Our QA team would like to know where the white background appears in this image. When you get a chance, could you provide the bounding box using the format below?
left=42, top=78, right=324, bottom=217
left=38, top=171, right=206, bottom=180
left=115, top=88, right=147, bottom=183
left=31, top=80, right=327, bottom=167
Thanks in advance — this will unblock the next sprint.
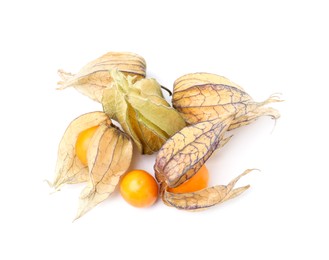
left=0, top=0, right=328, bottom=259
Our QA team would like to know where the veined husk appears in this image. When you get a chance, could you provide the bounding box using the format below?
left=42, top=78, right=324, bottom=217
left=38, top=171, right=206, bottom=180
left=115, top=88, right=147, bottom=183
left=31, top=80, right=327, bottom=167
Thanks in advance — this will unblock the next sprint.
left=102, top=70, right=186, bottom=154
left=172, top=72, right=281, bottom=130
left=75, top=124, right=133, bottom=220
left=50, top=111, right=133, bottom=219
left=155, top=117, right=233, bottom=189
left=57, top=52, right=146, bottom=102
left=154, top=116, right=254, bottom=210
left=163, top=169, right=255, bottom=211
left=50, top=111, right=110, bottom=190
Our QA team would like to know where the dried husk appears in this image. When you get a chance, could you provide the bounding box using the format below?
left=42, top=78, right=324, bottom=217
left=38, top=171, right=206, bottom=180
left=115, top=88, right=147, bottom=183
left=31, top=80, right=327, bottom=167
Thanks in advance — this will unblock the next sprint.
left=57, top=52, right=146, bottom=102
left=50, top=111, right=110, bottom=190
left=172, top=72, right=281, bottom=130
left=154, top=117, right=233, bottom=189
left=102, top=70, right=186, bottom=154
left=75, top=124, right=133, bottom=220
left=164, top=169, right=255, bottom=210
left=154, top=115, right=255, bottom=211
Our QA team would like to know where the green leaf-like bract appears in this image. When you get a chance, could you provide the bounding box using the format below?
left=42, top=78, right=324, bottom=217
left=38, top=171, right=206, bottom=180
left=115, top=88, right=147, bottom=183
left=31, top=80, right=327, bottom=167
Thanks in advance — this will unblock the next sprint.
left=102, top=70, right=186, bottom=154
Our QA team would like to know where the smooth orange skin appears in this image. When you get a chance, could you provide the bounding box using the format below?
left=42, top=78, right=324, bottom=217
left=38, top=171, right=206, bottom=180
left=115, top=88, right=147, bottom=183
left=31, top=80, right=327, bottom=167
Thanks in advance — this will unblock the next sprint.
left=75, top=125, right=99, bottom=166
left=120, top=170, right=158, bottom=208
left=168, top=165, right=209, bottom=193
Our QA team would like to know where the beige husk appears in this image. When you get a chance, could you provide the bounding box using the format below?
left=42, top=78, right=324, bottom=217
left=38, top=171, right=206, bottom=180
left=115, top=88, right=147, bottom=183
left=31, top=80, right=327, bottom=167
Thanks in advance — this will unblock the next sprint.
left=173, top=72, right=281, bottom=130
left=57, top=52, right=146, bottom=102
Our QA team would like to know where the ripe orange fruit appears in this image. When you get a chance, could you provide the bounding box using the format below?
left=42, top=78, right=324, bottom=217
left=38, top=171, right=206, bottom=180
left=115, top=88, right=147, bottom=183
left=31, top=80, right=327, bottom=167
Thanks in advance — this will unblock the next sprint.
left=75, top=125, right=99, bottom=166
left=168, top=165, right=209, bottom=193
left=120, top=170, right=158, bottom=208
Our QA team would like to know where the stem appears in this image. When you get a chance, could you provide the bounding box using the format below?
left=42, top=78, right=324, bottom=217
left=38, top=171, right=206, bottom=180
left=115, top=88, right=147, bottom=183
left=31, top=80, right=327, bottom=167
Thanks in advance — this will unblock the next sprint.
left=160, top=85, right=173, bottom=96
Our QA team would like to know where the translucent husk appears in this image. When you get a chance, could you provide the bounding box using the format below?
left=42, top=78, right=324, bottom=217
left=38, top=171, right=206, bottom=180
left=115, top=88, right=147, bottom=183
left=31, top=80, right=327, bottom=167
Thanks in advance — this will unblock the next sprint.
left=75, top=124, right=133, bottom=220
left=50, top=111, right=133, bottom=219
left=102, top=70, right=186, bottom=154
left=50, top=111, right=110, bottom=190
left=57, top=52, right=146, bottom=102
